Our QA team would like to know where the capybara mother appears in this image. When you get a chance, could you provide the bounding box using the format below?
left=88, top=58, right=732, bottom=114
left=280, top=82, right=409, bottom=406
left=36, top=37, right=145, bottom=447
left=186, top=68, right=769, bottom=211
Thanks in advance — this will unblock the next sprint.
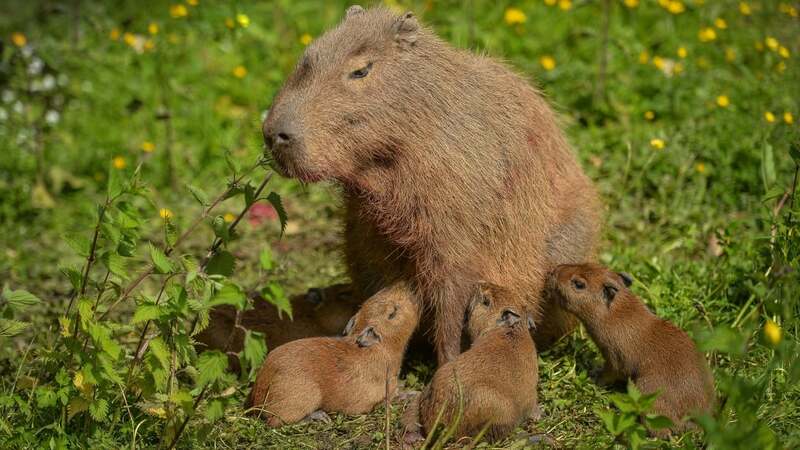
left=262, top=6, right=601, bottom=363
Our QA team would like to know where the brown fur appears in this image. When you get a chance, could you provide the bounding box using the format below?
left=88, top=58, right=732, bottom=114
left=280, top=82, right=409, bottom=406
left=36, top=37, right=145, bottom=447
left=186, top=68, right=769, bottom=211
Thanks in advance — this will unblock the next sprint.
left=247, top=281, right=419, bottom=426
left=404, top=283, right=539, bottom=442
left=194, top=284, right=361, bottom=371
left=548, top=263, right=715, bottom=436
left=262, top=6, right=602, bottom=364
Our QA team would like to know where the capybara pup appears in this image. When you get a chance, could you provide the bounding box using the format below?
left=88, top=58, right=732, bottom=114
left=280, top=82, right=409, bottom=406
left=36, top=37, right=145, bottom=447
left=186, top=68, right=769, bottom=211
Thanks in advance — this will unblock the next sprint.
left=404, top=283, right=539, bottom=442
left=262, top=5, right=601, bottom=364
left=247, top=282, right=419, bottom=427
left=548, top=264, right=715, bottom=436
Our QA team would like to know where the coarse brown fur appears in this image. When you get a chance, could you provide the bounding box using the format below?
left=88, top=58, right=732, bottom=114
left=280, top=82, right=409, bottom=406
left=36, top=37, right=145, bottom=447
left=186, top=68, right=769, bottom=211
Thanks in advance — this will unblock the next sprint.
left=262, top=6, right=602, bottom=364
left=194, top=284, right=361, bottom=371
left=247, top=281, right=419, bottom=427
left=404, top=283, right=539, bottom=442
left=548, top=263, right=715, bottom=436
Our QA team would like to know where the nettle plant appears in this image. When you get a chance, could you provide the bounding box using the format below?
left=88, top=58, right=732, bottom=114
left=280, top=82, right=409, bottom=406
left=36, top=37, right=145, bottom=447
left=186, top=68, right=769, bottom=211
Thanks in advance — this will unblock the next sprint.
left=2, top=155, right=287, bottom=448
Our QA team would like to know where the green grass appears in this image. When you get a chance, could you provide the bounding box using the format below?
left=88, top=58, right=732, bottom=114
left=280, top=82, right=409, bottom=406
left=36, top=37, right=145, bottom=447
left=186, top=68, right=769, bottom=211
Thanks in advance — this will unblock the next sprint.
left=1, top=0, right=799, bottom=448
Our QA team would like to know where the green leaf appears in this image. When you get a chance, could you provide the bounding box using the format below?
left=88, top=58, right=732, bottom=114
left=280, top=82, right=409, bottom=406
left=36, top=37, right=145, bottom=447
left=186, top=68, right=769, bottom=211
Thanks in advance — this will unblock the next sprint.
left=242, top=330, right=267, bottom=375
left=107, top=164, right=123, bottom=199
left=36, top=387, right=58, bottom=408
left=89, top=398, right=109, bottom=422
left=205, top=399, right=225, bottom=421
left=790, top=143, right=800, bottom=163
left=0, top=319, right=29, bottom=337
left=205, top=250, right=235, bottom=277
left=88, top=323, right=122, bottom=360
left=64, top=234, right=91, bottom=257
left=132, top=304, right=161, bottom=324
left=259, top=247, right=273, bottom=271
left=644, top=414, right=673, bottom=430
left=244, top=183, right=256, bottom=206
left=60, top=266, right=82, bottom=290
left=149, top=244, right=173, bottom=274
left=266, top=192, right=287, bottom=236
left=211, top=216, right=230, bottom=243
left=149, top=337, right=171, bottom=372
left=626, top=380, right=642, bottom=402
left=187, top=184, right=209, bottom=206
left=3, top=288, right=42, bottom=308
left=260, top=283, right=291, bottom=320
left=196, top=351, right=228, bottom=387
left=77, top=297, right=94, bottom=328
left=696, top=326, right=748, bottom=356
left=208, top=283, right=246, bottom=309
left=102, top=252, right=128, bottom=278
left=225, top=151, right=242, bottom=175
left=165, top=221, right=178, bottom=248
left=761, top=143, right=776, bottom=192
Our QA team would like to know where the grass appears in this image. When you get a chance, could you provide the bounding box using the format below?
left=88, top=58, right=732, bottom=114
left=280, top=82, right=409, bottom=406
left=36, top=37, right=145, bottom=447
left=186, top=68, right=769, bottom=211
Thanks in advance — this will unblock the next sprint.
left=0, top=0, right=798, bottom=448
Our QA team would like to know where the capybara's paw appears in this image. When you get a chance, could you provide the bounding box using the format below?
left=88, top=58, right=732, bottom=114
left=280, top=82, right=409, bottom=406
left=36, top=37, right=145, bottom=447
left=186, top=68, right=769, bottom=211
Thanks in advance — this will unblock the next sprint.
left=302, top=410, right=332, bottom=423
left=529, top=404, right=543, bottom=421
left=402, top=430, right=424, bottom=449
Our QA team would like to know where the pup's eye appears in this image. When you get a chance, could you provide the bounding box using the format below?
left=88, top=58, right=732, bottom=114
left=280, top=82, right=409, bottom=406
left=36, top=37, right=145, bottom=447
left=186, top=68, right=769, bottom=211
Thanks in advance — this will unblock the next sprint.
left=482, top=297, right=490, bottom=307
left=349, top=62, right=373, bottom=79
left=572, top=278, right=586, bottom=290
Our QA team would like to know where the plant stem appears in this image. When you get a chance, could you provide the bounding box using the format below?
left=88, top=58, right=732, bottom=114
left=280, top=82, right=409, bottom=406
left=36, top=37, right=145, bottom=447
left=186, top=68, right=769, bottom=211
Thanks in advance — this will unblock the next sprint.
left=164, top=386, right=208, bottom=450
left=66, top=200, right=109, bottom=315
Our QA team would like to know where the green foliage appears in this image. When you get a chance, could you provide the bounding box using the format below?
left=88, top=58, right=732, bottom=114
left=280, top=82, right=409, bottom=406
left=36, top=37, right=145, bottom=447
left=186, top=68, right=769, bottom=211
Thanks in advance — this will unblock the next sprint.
left=595, top=381, right=672, bottom=449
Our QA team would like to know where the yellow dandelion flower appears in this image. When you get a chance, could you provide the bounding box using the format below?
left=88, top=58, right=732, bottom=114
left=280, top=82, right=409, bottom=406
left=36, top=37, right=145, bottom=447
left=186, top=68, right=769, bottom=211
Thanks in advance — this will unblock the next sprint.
left=539, top=55, right=556, bottom=71
left=141, top=141, right=155, bottom=153
left=300, top=33, right=313, bottom=46
left=225, top=18, right=235, bottom=29
left=716, top=95, right=730, bottom=108
left=123, top=32, right=136, bottom=47
left=236, top=13, right=250, bottom=28
left=785, top=112, right=794, bottom=124
left=650, top=138, right=665, bottom=150
left=739, top=2, right=751, bottom=15
left=504, top=7, right=527, bottom=25
left=624, top=0, right=639, bottom=7
left=725, top=47, right=736, bottom=62
left=11, top=32, right=27, bottom=47
left=653, top=56, right=665, bottom=70
left=148, top=23, right=159, bottom=35
left=765, top=37, right=779, bottom=51
left=677, top=47, right=687, bottom=58
left=223, top=213, right=236, bottom=223
left=667, top=1, right=685, bottom=14
left=639, top=50, right=650, bottom=64
left=765, top=111, right=776, bottom=123
left=695, top=162, right=706, bottom=173
left=186, top=0, right=198, bottom=6
left=778, top=46, right=790, bottom=58
left=714, top=18, right=727, bottom=29
left=644, top=111, right=655, bottom=121
left=545, top=0, right=557, bottom=5
left=159, top=208, right=173, bottom=219
left=788, top=6, right=798, bottom=17
left=112, top=156, right=127, bottom=170
left=764, top=320, right=782, bottom=346
left=109, top=28, right=120, bottom=41
left=170, top=4, right=188, bottom=18
left=698, top=27, right=717, bottom=42
left=233, top=65, right=247, bottom=78
left=558, top=0, right=572, bottom=10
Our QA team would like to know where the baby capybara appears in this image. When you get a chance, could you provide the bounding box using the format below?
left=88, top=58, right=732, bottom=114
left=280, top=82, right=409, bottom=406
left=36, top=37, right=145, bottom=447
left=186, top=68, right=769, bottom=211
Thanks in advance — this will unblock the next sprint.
left=195, top=283, right=361, bottom=364
left=247, top=282, right=419, bottom=426
left=548, top=264, right=715, bottom=436
left=262, top=6, right=601, bottom=364
left=404, top=283, right=539, bottom=442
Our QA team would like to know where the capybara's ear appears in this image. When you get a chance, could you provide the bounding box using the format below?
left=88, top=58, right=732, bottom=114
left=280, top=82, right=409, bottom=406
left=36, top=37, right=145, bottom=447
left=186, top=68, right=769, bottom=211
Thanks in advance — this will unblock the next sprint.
left=499, top=309, right=521, bottom=327
left=356, top=326, right=382, bottom=347
left=527, top=315, right=536, bottom=331
left=618, top=272, right=634, bottom=287
left=345, top=5, right=364, bottom=18
left=343, top=316, right=356, bottom=336
left=602, top=284, right=619, bottom=304
left=393, top=12, right=418, bottom=47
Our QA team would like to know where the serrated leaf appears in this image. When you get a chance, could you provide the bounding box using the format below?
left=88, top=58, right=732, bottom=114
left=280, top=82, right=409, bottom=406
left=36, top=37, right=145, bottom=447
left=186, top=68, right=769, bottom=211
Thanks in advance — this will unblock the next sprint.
left=260, top=283, right=292, bottom=320
left=107, top=164, right=123, bottom=199
left=196, top=351, right=228, bottom=388
left=89, top=398, right=109, bottom=422
left=211, top=216, right=230, bottom=243
left=266, top=192, right=287, bottom=236
left=205, top=251, right=235, bottom=277
left=165, top=221, right=178, bottom=247
left=133, top=304, right=161, bottom=324
left=3, top=288, right=42, bottom=308
left=67, top=397, right=90, bottom=421
left=644, top=414, right=673, bottom=430
left=77, top=297, right=93, bottom=328
left=63, top=234, right=91, bottom=257
left=225, top=151, right=242, bottom=175
left=102, top=252, right=128, bottom=278
left=242, top=330, right=267, bottom=376
left=101, top=222, right=121, bottom=246
left=187, top=184, right=209, bottom=206
left=208, top=283, right=246, bottom=309
left=149, top=243, right=173, bottom=274
left=205, top=399, right=225, bottom=421
left=0, top=319, right=29, bottom=337
left=149, top=337, right=170, bottom=370
left=36, top=387, right=58, bottom=408
left=60, top=266, right=82, bottom=290
left=88, top=323, right=122, bottom=360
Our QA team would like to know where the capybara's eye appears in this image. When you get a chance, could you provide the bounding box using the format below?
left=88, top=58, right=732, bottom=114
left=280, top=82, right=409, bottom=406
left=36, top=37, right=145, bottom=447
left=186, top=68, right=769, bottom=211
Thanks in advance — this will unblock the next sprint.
left=482, top=296, right=490, bottom=307
left=349, top=62, right=373, bottom=79
left=571, top=278, right=586, bottom=290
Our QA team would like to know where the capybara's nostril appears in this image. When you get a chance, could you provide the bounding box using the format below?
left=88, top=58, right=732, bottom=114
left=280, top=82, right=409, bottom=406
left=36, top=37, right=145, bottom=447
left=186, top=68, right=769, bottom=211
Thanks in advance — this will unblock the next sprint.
left=276, top=131, right=292, bottom=145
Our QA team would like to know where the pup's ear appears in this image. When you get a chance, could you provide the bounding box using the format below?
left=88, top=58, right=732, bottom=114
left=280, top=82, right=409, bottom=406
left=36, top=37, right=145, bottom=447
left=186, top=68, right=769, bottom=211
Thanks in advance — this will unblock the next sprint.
left=345, top=5, right=365, bottom=18
left=618, top=272, right=634, bottom=287
left=602, top=284, right=619, bottom=304
left=527, top=315, right=536, bottom=331
left=393, top=12, right=418, bottom=47
left=498, top=309, right=521, bottom=327
left=356, top=326, right=382, bottom=348
left=343, top=316, right=355, bottom=336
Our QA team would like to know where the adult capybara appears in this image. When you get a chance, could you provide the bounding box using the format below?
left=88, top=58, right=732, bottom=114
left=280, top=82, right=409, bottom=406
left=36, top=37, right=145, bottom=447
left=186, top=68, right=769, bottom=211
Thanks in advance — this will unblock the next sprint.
left=262, top=6, right=601, bottom=363
left=548, top=264, right=715, bottom=436
left=247, top=282, right=419, bottom=427
left=402, top=283, right=539, bottom=443
left=194, top=284, right=360, bottom=361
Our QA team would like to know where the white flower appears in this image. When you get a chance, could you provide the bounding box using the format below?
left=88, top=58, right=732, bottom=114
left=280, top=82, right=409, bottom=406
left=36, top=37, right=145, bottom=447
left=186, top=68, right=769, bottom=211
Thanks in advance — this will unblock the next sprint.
left=45, top=110, right=60, bottom=125
left=2, top=90, right=15, bottom=103
left=21, top=46, right=33, bottom=58
left=27, top=57, right=44, bottom=76
left=13, top=101, right=23, bottom=114
left=42, top=74, right=56, bottom=91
